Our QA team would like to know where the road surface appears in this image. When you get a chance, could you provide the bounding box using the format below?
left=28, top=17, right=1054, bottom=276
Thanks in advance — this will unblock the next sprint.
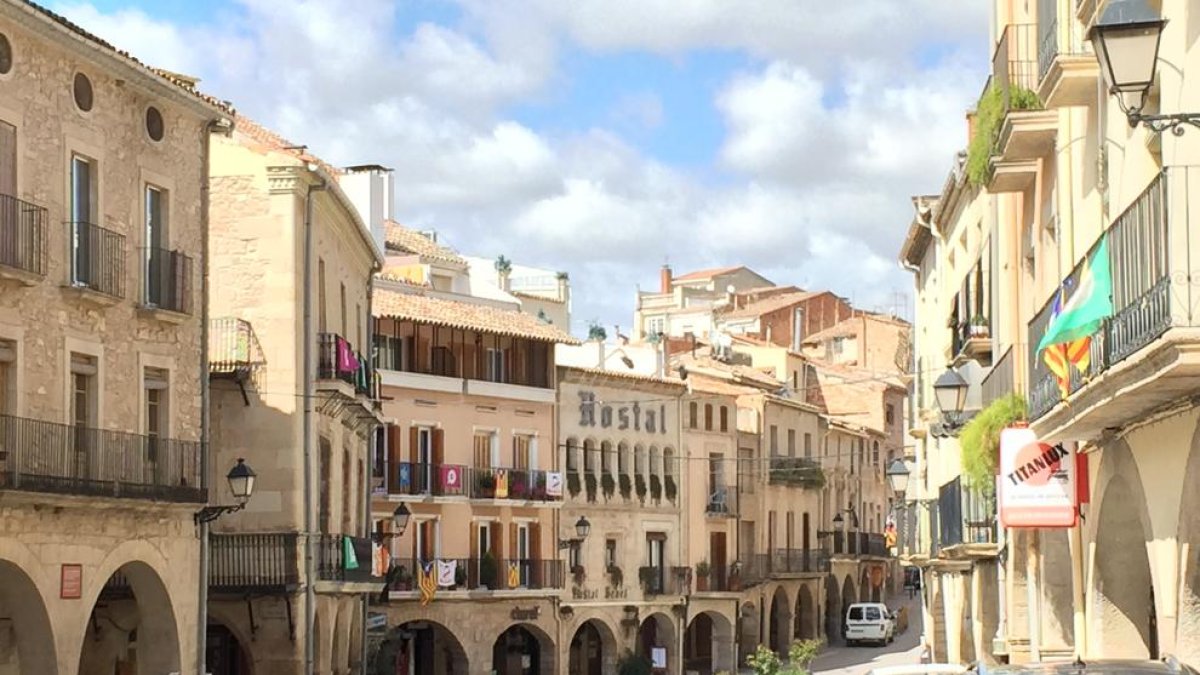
left=811, top=592, right=926, bottom=675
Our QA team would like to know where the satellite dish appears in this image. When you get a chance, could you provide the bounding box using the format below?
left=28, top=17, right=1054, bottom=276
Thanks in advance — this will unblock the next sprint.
left=726, top=284, right=736, bottom=294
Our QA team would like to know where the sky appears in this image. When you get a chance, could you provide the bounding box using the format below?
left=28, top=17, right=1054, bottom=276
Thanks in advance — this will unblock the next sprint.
left=55, top=0, right=991, bottom=336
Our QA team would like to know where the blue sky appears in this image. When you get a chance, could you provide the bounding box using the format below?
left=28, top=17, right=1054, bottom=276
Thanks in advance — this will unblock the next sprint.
left=56, top=0, right=989, bottom=335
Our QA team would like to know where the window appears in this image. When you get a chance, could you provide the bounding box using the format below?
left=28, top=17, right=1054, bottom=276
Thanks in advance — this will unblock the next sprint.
left=769, top=425, right=778, bottom=456
left=832, top=337, right=846, bottom=355
left=584, top=440, right=596, bottom=472
left=646, top=316, right=665, bottom=336
left=873, top=441, right=880, bottom=466
left=704, top=404, right=713, bottom=431
left=646, top=533, right=665, bottom=570
left=0, top=121, right=14, bottom=199
left=143, top=367, right=168, bottom=460
left=792, top=370, right=799, bottom=390
left=566, top=439, right=579, bottom=472
left=70, top=353, right=96, bottom=433
left=319, top=437, right=331, bottom=532
left=478, top=522, right=492, bottom=556
left=601, top=441, right=612, bottom=474
left=849, top=607, right=864, bottom=621
left=69, top=155, right=95, bottom=286
left=569, top=542, right=582, bottom=569
left=73, top=72, right=93, bottom=112
left=486, top=348, right=505, bottom=383
left=617, top=443, right=628, bottom=475
left=0, top=339, right=14, bottom=415
left=473, top=431, right=494, bottom=468
left=0, top=33, right=11, bottom=75
left=144, top=185, right=168, bottom=306
left=145, top=107, right=164, bottom=142
left=513, top=434, right=532, bottom=469
left=886, top=404, right=896, bottom=428
left=605, top=538, right=617, bottom=568
left=689, top=401, right=698, bottom=428
left=804, top=432, right=812, bottom=458
left=787, top=429, right=796, bottom=457
left=317, top=259, right=327, bottom=333
left=342, top=448, right=352, bottom=533
left=719, top=406, right=728, bottom=432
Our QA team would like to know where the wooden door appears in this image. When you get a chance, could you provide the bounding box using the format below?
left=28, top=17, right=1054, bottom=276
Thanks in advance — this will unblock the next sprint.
left=710, top=532, right=727, bottom=589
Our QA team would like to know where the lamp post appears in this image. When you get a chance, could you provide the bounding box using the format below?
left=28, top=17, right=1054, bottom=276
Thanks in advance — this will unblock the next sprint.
left=933, top=367, right=969, bottom=433
left=197, top=459, right=257, bottom=675
left=1088, top=0, right=1199, bottom=134
left=373, top=504, right=412, bottom=543
left=558, top=516, right=591, bottom=549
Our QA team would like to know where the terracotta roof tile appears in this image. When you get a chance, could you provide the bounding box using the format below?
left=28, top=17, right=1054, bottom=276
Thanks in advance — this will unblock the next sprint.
left=672, top=265, right=744, bottom=282
left=374, top=289, right=579, bottom=344
left=720, top=291, right=823, bottom=320
left=384, top=221, right=466, bottom=266
left=558, top=365, right=686, bottom=388
left=512, top=290, right=564, bottom=304
left=233, top=115, right=342, bottom=178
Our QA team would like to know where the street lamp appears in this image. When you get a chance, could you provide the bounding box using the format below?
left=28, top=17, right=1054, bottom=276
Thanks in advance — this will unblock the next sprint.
left=558, top=516, right=591, bottom=549
left=374, top=504, right=413, bottom=543
left=1088, top=0, right=1198, bottom=134
left=885, top=458, right=911, bottom=498
left=933, top=367, right=968, bottom=432
left=832, top=503, right=859, bottom=530
left=195, top=458, right=257, bottom=524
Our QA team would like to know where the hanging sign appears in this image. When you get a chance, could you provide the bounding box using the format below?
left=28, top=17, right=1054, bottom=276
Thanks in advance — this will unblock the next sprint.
left=999, top=426, right=1077, bottom=527
left=440, top=465, right=461, bottom=491
left=545, top=472, right=563, bottom=497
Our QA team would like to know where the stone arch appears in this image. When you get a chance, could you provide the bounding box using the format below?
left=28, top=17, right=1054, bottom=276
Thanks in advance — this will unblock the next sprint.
left=493, top=622, right=555, bottom=675
left=684, top=610, right=735, bottom=674
left=205, top=610, right=255, bottom=675
left=737, top=601, right=759, bottom=669
left=0, top=558, right=57, bottom=675
left=568, top=617, right=619, bottom=675
left=332, top=598, right=355, bottom=674
left=824, top=575, right=841, bottom=643
left=77, top=559, right=182, bottom=675
left=1090, top=436, right=1158, bottom=659
left=374, top=619, right=468, bottom=674
left=637, top=612, right=678, bottom=669
left=634, top=444, right=647, bottom=501
left=1177, top=418, right=1200, bottom=665
left=769, top=585, right=792, bottom=656
left=795, top=583, right=817, bottom=640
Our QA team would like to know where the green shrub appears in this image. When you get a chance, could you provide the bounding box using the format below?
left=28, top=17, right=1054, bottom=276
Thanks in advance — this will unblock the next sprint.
left=966, top=84, right=1042, bottom=187
left=960, top=393, right=1028, bottom=490
left=617, top=651, right=652, bottom=675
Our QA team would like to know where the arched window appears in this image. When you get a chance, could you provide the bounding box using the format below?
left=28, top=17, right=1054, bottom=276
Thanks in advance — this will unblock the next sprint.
left=601, top=441, right=613, bottom=473
left=635, top=444, right=646, bottom=475
left=584, top=439, right=597, bottom=473
left=663, top=447, right=676, bottom=477
left=719, top=405, right=729, bottom=432
left=704, top=404, right=713, bottom=431
left=689, top=401, right=698, bottom=428
left=566, top=438, right=579, bottom=471
left=618, top=442, right=630, bottom=475
left=650, top=446, right=662, bottom=477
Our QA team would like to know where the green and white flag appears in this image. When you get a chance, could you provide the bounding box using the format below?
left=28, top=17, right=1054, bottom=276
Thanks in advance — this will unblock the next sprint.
left=1037, top=235, right=1114, bottom=353
left=343, top=536, right=359, bottom=570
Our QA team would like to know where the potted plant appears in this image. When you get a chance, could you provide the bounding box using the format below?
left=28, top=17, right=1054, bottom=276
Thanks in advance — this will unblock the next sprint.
left=475, top=471, right=496, bottom=498
left=694, top=560, right=711, bottom=591
left=585, top=472, right=598, bottom=502
left=665, top=474, right=677, bottom=503
left=649, top=474, right=663, bottom=503
left=510, top=473, right=529, bottom=499
left=572, top=564, right=587, bottom=586
left=608, top=564, right=623, bottom=587
left=454, top=564, right=467, bottom=589
left=479, top=551, right=498, bottom=590
left=619, top=473, right=633, bottom=500
left=601, top=472, right=616, bottom=500
left=970, top=314, right=989, bottom=337
left=393, top=565, right=412, bottom=591
left=635, top=474, right=647, bottom=502
left=567, top=470, right=581, bottom=497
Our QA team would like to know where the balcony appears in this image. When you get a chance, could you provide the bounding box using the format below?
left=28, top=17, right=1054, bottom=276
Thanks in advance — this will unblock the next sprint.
left=317, top=332, right=375, bottom=399
left=705, top=484, right=738, bottom=517
left=937, top=476, right=998, bottom=558
left=638, top=565, right=689, bottom=597
left=977, top=24, right=1055, bottom=193
left=209, top=318, right=266, bottom=403
left=952, top=320, right=993, bottom=366
left=67, top=221, right=125, bottom=300
left=315, top=534, right=385, bottom=584
left=0, top=414, right=204, bottom=502
left=209, top=532, right=300, bottom=594
left=742, top=549, right=830, bottom=585
left=820, top=531, right=891, bottom=558
left=387, top=462, right=562, bottom=503
left=142, top=247, right=192, bottom=315
left=1036, top=0, right=1098, bottom=108
left=982, top=345, right=1016, bottom=407
left=1028, top=170, right=1200, bottom=441
left=467, top=466, right=560, bottom=502
left=386, top=557, right=564, bottom=593
left=767, top=456, right=825, bottom=489
left=0, top=193, right=47, bottom=281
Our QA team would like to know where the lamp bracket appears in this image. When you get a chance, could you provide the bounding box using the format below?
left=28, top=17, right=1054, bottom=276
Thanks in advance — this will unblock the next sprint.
left=195, top=502, right=246, bottom=525
left=558, top=538, right=583, bottom=550
left=1128, top=110, right=1200, bottom=136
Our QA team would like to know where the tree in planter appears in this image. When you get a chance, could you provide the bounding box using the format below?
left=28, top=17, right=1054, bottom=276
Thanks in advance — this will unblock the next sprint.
left=479, top=551, right=499, bottom=589
left=694, top=560, right=711, bottom=591
left=664, top=474, right=677, bottom=503
left=567, top=470, right=581, bottom=497
left=619, top=473, right=633, bottom=500
left=601, top=472, right=616, bottom=500
left=649, top=474, right=663, bottom=502
left=617, top=651, right=652, bottom=675
left=635, top=474, right=647, bottom=501
left=585, top=473, right=598, bottom=502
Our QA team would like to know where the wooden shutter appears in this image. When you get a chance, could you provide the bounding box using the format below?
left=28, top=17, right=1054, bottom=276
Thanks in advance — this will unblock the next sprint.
left=530, top=523, right=543, bottom=586
left=0, top=122, right=15, bottom=196
left=432, top=428, right=445, bottom=466
left=421, top=521, right=434, bottom=560
left=411, top=521, right=419, bottom=562
left=409, top=427, right=419, bottom=464
left=491, top=523, right=503, bottom=560
left=469, top=523, right=480, bottom=587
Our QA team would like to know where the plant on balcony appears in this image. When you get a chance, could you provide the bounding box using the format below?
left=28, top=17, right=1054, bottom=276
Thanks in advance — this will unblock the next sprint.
left=475, top=471, right=496, bottom=498
left=571, top=564, right=587, bottom=585
left=970, top=314, right=990, bottom=337
left=510, top=473, right=529, bottom=499
left=567, top=470, right=581, bottom=497
left=649, top=474, right=663, bottom=502
left=608, top=564, right=623, bottom=587
left=961, top=393, right=1028, bottom=491
left=638, top=566, right=658, bottom=592
left=665, top=474, right=677, bottom=503
left=617, top=651, right=653, bottom=675
left=694, top=560, right=710, bottom=591
left=393, top=564, right=412, bottom=591
left=635, top=474, right=648, bottom=502
left=454, top=564, right=467, bottom=588
left=585, top=472, right=598, bottom=502
left=479, top=551, right=498, bottom=590
left=619, top=473, right=633, bottom=500
left=966, top=83, right=1042, bottom=188
left=601, top=472, right=616, bottom=500
left=587, top=321, right=607, bottom=342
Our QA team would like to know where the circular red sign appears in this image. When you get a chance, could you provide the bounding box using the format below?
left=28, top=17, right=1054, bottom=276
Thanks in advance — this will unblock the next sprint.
left=1015, top=442, right=1062, bottom=487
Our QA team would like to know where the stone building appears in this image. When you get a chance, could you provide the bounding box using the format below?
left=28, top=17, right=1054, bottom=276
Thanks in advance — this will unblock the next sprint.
left=366, top=283, right=576, bottom=674
left=0, top=2, right=230, bottom=673
left=204, top=117, right=385, bottom=675
left=634, top=265, right=774, bottom=340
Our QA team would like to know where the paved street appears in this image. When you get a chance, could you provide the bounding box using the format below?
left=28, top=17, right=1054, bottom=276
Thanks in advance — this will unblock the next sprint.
left=810, top=593, right=926, bottom=675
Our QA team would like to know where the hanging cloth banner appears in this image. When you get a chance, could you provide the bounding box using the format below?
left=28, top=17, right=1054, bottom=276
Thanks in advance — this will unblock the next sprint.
left=436, top=559, right=457, bottom=587
left=343, top=536, right=360, bottom=570
left=495, top=470, right=509, bottom=499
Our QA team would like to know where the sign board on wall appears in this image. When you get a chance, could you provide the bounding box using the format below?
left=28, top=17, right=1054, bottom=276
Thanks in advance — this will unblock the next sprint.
left=999, top=426, right=1076, bottom=527
left=60, top=564, right=82, bottom=599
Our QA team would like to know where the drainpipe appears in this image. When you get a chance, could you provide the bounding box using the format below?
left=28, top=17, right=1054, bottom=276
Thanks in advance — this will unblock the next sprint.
left=197, top=115, right=231, bottom=675
left=361, top=266, right=381, bottom=674
left=303, top=174, right=327, bottom=675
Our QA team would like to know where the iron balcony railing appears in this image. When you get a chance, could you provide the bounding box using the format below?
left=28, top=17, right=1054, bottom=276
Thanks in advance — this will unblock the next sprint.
left=0, top=414, right=204, bottom=502
left=209, top=318, right=266, bottom=376
left=982, top=345, right=1016, bottom=406
left=387, top=462, right=563, bottom=502
left=386, top=557, right=564, bottom=591
left=767, top=456, right=825, bottom=489
left=142, top=247, right=192, bottom=314
left=209, top=532, right=300, bottom=593
left=318, top=332, right=374, bottom=398
left=467, top=466, right=560, bottom=501
left=821, top=531, right=891, bottom=558
left=706, top=484, right=738, bottom=517
left=316, top=534, right=385, bottom=583
left=68, top=221, right=125, bottom=298
left=0, top=193, right=47, bottom=276
left=938, top=476, right=998, bottom=549
left=741, top=549, right=830, bottom=586
left=639, top=565, right=688, bottom=596
left=993, top=23, right=1040, bottom=105
left=1037, top=0, right=1088, bottom=83
left=1028, top=171, right=1172, bottom=420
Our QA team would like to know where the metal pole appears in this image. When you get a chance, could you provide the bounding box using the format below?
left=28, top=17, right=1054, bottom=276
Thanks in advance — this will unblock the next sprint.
left=198, top=520, right=210, bottom=675
left=304, top=179, right=323, bottom=675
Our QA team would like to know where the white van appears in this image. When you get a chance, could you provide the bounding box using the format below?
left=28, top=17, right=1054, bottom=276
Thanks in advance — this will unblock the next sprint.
left=845, top=602, right=895, bottom=646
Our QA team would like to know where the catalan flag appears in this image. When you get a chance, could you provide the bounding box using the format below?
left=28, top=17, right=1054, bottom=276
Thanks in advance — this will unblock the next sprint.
left=1040, top=236, right=1112, bottom=400
left=508, top=562, right=520, bottom=589
left=418, top=561, right=437, bottom=606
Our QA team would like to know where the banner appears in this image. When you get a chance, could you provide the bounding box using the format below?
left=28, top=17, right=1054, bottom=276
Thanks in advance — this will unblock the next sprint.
left=343, top=536, right=360, bottom=570
left=545, top=471, right=563, bottom=497
left=418, top=563, right=436, bottom=606
left=397, top=463, right=411, bottom=490
left=508, top=562, right=520, bottom=589
left=440, top=465, right=461, bottom=491
left=999, top=426, right=1077, bottom=528
left=436, top=560, right=457, bottom=587
left=372, top=542, right=389, bottom=577
left=495, top=470, right=509, bottom=499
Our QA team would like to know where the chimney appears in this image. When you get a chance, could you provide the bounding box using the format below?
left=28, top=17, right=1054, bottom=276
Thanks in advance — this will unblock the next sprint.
left=660, top=265, right=672, bottom=294
left=498, top=269, right=511, bottom=292
left=556, top=272, right=570, bottom=303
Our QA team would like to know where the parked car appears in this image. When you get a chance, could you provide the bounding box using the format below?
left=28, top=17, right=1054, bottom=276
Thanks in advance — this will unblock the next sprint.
left=971, top=658, right=1200, bottom=675
left=845, top=602, right=895, bottom=646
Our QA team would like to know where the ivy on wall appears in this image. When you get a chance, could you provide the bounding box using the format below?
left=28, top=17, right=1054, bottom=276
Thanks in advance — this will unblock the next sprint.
left=960, top=393, right=1028, bottom=491
left=966, top=85, right=1042, bottom=188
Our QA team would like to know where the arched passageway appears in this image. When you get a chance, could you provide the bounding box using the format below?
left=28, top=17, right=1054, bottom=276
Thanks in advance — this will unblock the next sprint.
left=77, top=560, right=182, bottom=675
left=493, top=623, right=554, bottom=675
left=824, top=576, right=841, bottom=643
left=206, top=620, right=252, bottom=675
left=795, top=584, right=817, bottom=640
left=372, top=620, right=468, bottom=674
left=568, top=619, right=617, bottom=675
left=0, top=559, right=57, bottom=675
left=769, top=586, right=790, bottom=656
left=840, top=575, right=857, bottom=644
left=637, top=612, right=677, bottom=670
left=1092, top=475, right=1157, bottom=659
left=1177, top=423, right=1200, bottom=666
left=683, top=611, right=735, bottom=674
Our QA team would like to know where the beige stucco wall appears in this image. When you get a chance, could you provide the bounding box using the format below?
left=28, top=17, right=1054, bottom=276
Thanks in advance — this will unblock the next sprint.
left=682, top=390, right=738, bottom=575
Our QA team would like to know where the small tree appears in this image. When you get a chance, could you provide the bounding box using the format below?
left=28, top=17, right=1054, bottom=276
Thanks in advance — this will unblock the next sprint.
left=617, top=650, right=652, bottom=675
left=747, top=644, right=782, bottom=675
left=787, top=639, right=822, bottom=673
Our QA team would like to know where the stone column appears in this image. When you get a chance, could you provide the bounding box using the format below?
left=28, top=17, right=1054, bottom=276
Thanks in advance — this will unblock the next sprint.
left=943, top=572, right=965, bottom=664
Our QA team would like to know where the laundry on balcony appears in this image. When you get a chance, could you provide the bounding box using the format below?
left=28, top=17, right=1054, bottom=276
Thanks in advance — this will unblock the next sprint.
left=336, top=337, right=358, bottom=374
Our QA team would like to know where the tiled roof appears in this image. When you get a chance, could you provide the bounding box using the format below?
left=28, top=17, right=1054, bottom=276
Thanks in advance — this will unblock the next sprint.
left=512, top=290, right=564, bottom=304
left=374, top=289, right=579, bottom=344
left=686, top=374, right=762, bottom=397
left=233, top=115, right=341, bottom=178
left=720, top=291, right=822, bottom=320
left=18, top=1, right=233, bottom=114
left=673, top=266, right=744, bottom=282
left=558, top=365, right=686, bottom=388
left=384, top=221, right=466, bottom=266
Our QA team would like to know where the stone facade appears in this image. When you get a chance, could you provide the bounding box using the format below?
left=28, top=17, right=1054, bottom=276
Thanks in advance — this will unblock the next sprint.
left=0, top=3, right=225, bottom=674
